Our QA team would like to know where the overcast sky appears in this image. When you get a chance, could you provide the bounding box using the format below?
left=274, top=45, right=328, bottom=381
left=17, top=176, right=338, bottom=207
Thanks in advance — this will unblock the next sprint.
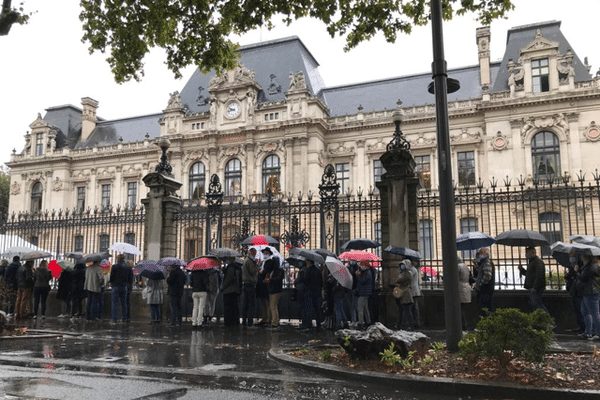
left=1, top=0, right=598, bottom=166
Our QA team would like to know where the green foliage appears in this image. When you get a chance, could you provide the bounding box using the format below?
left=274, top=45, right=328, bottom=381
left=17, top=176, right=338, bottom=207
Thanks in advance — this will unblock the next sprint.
left=431, top=341, right=445, bottom=352
left=547, top=271, right=565, bottom=289
left=319, top=349, right=333, bottom=361
left=379, top=343, right=416, bottom=368
left=342, top=335, right=352, bottom=348
left=0, top=167, right=10, bottom=216
left=79, top=0, right=515, bottom=83
left=0, top=1, right=32, bottom=35
left=458, top=308, right=555, bottom=368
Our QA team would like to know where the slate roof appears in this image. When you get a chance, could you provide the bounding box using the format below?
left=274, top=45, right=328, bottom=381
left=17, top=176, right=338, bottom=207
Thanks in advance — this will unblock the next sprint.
left=74, top=113, right=162, bottom=149
left=492, top=20, right=591, bottom=92
left=178, top=36, right=326, bottom=114
left=43, top=105, right=84, bottom=149
left=321, top=63, right=501, bottom=117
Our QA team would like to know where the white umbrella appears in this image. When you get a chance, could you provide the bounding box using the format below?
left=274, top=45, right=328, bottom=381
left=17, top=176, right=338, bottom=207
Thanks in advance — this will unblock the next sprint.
left=249, top=245, right=285, bottom=266
left=325, top=256, right=353, bottom=290
left=1, top=246, right=35, bottom=258
left=108, top=242, right=142, bottom=256
left=569, top=235, right=600, bottom=248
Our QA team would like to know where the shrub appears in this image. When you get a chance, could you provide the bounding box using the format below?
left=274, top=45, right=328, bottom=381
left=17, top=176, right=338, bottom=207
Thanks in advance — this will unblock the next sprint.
left=458, top=308, right=554, bottom=368
left=319, top=349, right=333, bottom=361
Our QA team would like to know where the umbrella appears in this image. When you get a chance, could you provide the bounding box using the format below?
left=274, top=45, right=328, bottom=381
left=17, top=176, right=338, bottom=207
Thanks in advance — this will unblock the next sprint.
left=289, top=247, right=325, bottom=265
left=48, top=260, right=62, bottom=279
left=241, top=234, right=279, bottom=246
left=135, top=260, right=163, bottom=272
left=156, top=257, right=186, bottom=267
left=57, top=259, right=75, bottom=270
left=140, top=269, right=165, bottom=280
left=208, top=247, right=242, bottom=258
left=495, top=229, right=549, bottom=247
left=384, top=245, right=421, bottom=261
left=65, top=252, right=84, bottom=260
left=338, top=250, right=382, bottom=262
left=1, top=246, right=37, bottom=258
left=84, top=252, right=111, bottom=263
left=325, top=256, right=353, bottom=289
left=313, top=248, right=337, bottom=259
left=108, top=242, right=142, bottom=256
left=100, top=259, right=112, bottom=272
left=340, top=238, right=381, bottom=251
left=456, top=231, right=497, bottom=251
left=21, top=250, right=52, bottom=261
left=186, top=256, right=221, bottom=271
left=551, top=241, right=600, bottom=267
left=249, top=245, right=286, bottom=266
left=421, top=266, right=438, bottom=278
left=286, top=256, right=307, bottom=268
left=569, top=235, right=600, bottom=248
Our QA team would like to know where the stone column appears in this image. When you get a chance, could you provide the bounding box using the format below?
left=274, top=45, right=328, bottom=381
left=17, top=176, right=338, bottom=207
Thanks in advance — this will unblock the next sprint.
left=141, top=138, right=183, bottom=260
left=375, top=104, right=419, bottom=327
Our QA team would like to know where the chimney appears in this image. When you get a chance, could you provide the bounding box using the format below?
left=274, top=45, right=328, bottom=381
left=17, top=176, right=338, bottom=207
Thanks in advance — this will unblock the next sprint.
left=476, top=27, right=491, bottom=86
left=81, top=97, right=99, bottom=141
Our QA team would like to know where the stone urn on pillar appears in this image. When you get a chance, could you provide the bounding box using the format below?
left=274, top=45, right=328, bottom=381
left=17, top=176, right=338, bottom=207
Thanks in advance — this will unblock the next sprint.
left=141, top=137, right=182, bottom=260
left=375, top=101, right=420, bottom=326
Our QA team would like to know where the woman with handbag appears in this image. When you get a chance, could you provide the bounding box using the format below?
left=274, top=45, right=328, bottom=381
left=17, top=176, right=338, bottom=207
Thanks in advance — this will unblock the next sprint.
left=394, top=260, right=414, bottom=330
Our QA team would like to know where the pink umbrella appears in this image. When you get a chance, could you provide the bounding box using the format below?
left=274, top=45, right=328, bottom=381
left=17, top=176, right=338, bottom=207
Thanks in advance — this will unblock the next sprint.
left=421, top=266, right=438, bottom=278
left=186, top=257, right=221, bottom=271
left=338, top=250, right=382, bottom=262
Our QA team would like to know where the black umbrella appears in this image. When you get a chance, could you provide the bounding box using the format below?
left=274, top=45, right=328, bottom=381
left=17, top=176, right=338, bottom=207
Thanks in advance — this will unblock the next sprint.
left=340, top=238, right=381, bottom=251
left=208, top=247, right=242, bottom=258
left=384, top=245, right=421, bottom=261
left=312, top=248, right=337, bottom=259
left=84, top=252, right=111, bottom=263
left=495, top=229, right=549, bottom=247
left=65, top=252, right=84, bottom=260
left=286, top=256, right=307, bottom=268
left=140, top=269, right=165, bottom=280
left=289, top=247, right=325, bottom=264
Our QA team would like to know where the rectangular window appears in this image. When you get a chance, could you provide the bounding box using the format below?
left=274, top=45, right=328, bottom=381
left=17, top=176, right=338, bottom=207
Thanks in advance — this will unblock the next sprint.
left=414, top=155, right=432, bottom=189
left=264, top=112, right=279, bottom=121
left=532, top=58, right=549, bottom=93
left=338, top=222, right=351, bottom=253
left=336, top=162, right=350, bottom=195
left=76, top=187, right=85, bottom=212
left=374, top=221, right=382, bottom=258
left=457, top=151, right=476, bottom=186
left=127, top=182, right=137, bottom=209
left=373, top=160, right=385, bottom=193
left=35, top=134, right=44, bottom=156
left=101, top=184, right=111, bottom=209
left=460, top=217, right=479, bottom=260
left=30, top=236, right=39, bottom=247
left=539, top=212, right=562, bottom=256
left=99, top=234, right=110, bottom=252
left=124, top=232, right=136, bottom=260
left=418, top=219, right=434, bottom=259
left=74, top=235, right=84, bottom=253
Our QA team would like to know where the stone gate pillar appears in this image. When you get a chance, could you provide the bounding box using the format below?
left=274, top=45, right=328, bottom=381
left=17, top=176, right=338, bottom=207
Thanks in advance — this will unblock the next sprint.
left=141, top=137, right=182, bottom=260
left=376, top=102, right=419, bottom=326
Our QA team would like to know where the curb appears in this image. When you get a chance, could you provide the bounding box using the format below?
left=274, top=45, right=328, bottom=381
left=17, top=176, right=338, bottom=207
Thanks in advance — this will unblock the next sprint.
left=268, top=347, right=599, bottom=400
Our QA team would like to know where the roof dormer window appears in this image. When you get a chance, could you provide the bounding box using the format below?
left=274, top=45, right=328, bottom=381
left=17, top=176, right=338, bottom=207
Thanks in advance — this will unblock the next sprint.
left=532, top=58, right=549, bottom=93
left=35, top=134, right=44, bottom=156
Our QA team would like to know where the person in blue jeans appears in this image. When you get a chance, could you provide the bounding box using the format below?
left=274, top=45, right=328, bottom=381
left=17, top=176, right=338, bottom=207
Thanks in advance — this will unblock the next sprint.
left=575, top=254, right=600, bottom=340
left=109, top=255, right=133, bottom=323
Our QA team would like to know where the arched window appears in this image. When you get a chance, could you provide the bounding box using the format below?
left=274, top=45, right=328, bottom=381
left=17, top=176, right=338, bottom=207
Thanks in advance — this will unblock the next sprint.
left=225, top=158, right=242, bottom=197
left=31, top=182, right=43, bottom=213
left=189, top=162, right=206, bottom=200
left=262, top=155, right=280, bottom=193
left=532, top=131, right=560, bottom=179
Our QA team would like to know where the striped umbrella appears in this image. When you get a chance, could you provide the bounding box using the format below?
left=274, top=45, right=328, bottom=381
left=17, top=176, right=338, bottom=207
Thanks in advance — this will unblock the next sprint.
left=338, top=250, right=382, bottom=262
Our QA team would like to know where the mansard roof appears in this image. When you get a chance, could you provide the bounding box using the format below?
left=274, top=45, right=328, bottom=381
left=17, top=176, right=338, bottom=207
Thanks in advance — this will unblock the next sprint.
left=179, top=36, right=326, bottom=114
left=492, top=20, right=591, bottom=92
left=322, top=63, right=501, bottom=117
left=74, top=113, right=162, bottom=149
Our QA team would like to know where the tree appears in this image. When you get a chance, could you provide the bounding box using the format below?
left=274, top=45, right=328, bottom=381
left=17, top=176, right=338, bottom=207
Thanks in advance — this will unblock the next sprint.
left=0, top=0, right=30, bottom=35
left=0, top=167, right=10, bottom=217
left=80, top=0, right=514, bottom=83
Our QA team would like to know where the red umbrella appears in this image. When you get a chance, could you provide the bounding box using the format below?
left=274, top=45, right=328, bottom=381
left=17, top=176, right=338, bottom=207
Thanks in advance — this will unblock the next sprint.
left=241, top=234, right=279, bottom=246
left=421, top=266, right=438, bottom=278
left=186, top=257, right=221, bottom=271
left=338, top=250, right=382, bottom=262
left=100, top=259, right=112, bottom=272
left=48, top=260, right=62, bottom=279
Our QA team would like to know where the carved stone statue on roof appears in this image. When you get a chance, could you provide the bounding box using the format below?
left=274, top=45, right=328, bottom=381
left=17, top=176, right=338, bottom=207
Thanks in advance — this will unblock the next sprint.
left=166, top=91, right=182, bottom=110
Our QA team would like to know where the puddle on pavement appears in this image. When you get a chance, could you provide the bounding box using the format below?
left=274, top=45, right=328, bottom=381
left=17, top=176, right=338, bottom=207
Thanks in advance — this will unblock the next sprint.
left=196, top=363, right=236, bottom=371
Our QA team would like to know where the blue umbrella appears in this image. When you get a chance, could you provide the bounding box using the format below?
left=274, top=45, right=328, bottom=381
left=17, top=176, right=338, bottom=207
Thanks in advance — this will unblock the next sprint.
left=456, top=231, right=497, bottom=251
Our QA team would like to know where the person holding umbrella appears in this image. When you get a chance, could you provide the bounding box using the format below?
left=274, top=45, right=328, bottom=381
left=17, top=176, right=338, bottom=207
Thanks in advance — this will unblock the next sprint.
left=262, top=247, right=284, bottom=330
left=241, top=248, right=259, bottom=328
left=84, top=259, right=104, bottom=321
left=190, top=263, right=211, bottom=328
left=473, top=247, right=495, bottom=317
left=355, top=261, right=373, bottom=329
left=109, top=254, right=133, bottom=323
left=70, top=261, right=86, bottom=318
left=145, top=273, right=164, bottom=324
left=16, top=260, right=35, bottom=320
left=166, top=264, right=187, bottom=327
left=32, top=260, right=52, bottom=319
left=519, top=246, right=548, bottom=313
left=221, top=256, right=242, bottom=326
left=3, top=256, right=21, bottom=316
left=575, top=254, right=600, bottom=340
left=394, top=260, right=414, bottom=330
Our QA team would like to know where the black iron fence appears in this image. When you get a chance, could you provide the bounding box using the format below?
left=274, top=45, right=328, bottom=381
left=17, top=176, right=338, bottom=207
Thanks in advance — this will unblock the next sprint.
left=418, top=174, right=600, bottom=290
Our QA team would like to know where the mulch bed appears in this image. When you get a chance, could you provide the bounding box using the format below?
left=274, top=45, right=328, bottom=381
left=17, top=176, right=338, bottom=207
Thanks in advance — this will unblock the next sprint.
left=286, top=343, right=600, bottom=391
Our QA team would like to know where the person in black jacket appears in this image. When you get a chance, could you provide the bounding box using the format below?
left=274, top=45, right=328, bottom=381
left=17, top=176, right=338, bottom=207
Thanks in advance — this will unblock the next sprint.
left=70, top=262, right=87, bottom=317
left=109, top=254, right=133, bottom=323
left=298, top=259, right=322, bottom=331
left=575, top=255, right=600, bottom=340
left=55, top=264, right=72, bottom=317
left=3, top=256, right=20, bottom=315
left=167, top=265, right=187, bottom=326
left=191, top=269, right=210, bottom=328
left=519, top=246, right=548, bottom=313
left=262, top=247, right=284, bottom=330
left=16, top=260, right=34, bottom=319
left=221, top=257, right=242, bottom=326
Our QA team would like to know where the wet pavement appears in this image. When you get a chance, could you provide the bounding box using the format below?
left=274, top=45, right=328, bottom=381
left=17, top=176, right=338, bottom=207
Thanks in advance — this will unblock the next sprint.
left=0, top=317, right=596, bottom=399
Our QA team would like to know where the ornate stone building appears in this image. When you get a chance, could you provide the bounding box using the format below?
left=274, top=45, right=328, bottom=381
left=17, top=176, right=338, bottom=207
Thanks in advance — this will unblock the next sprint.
left=6, top=21, right=600, bottom=258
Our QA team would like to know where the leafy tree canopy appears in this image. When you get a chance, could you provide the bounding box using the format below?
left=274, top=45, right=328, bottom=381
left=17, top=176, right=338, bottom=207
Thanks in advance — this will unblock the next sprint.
left=0, top=166, right=10, bottom=217
left=80, top=0, right=514, bottom=83
left=0, top=0, right=31, bottom=35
